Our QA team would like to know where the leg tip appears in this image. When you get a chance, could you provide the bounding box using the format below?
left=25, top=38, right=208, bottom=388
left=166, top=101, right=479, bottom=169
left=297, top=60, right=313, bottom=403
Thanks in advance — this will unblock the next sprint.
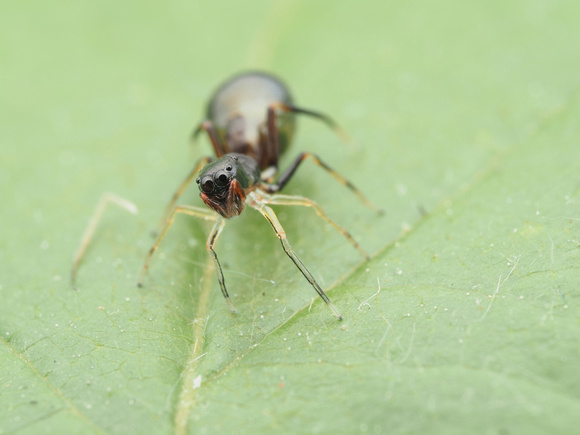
left=358, top=248, right=371, bottom=261
left=226, top=299, right=237, bottom=314
left=328, top=304, right=343, bottom=320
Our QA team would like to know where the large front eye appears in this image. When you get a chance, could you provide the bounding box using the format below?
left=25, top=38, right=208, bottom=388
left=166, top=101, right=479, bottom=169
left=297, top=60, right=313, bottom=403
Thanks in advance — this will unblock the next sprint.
left=214, top=170, right=230, bottom=187
left=200, top=176, right=214, bottom=193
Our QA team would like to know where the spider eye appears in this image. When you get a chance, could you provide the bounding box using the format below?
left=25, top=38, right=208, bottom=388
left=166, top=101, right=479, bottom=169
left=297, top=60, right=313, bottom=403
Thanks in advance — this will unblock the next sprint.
left=215, top=171, right=229, bottom=187
left=225, top=165, right=232, bottom=172
left=200, top=177, right=214, bottom=193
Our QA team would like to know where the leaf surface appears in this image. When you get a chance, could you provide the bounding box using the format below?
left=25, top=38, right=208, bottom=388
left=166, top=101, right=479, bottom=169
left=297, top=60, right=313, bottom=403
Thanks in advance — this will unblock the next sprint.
left=1, top=1, right=579, bottom=434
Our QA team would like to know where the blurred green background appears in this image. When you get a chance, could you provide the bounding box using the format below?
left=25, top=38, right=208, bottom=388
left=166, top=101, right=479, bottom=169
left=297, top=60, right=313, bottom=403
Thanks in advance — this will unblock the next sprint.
left=1, top=1, right=579, bottom=434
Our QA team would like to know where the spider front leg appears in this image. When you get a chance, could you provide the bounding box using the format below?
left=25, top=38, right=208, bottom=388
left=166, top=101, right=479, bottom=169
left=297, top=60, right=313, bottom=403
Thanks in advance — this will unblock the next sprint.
left=137, top=206, right=235, bottom=313
left=205, top=217, right=235, bottom=312
left=248, top=193, right=343, bottom=320
left=259, top=192, right=370, bottom=260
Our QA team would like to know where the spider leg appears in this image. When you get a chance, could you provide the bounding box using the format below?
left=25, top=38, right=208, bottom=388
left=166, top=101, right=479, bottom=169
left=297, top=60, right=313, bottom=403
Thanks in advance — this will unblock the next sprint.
left=270, top=102, right=351, bottom=144
left=191, top=120, right=229, bottom=156
left=71, top=192, right=138, bottom=287
left=264, top=152, right=383, bottom=214
left=157, top=156, right=212, bottom=231
left=260, top=192, right=369, bottom=260
left=249, top=194, right=342, bottom=320
left=138, top=206, right=235, bottom=312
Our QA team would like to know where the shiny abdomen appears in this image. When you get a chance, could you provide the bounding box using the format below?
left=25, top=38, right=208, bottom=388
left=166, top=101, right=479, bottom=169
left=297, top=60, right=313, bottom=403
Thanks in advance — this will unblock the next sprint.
left=206, top=72, right=296, bottom=168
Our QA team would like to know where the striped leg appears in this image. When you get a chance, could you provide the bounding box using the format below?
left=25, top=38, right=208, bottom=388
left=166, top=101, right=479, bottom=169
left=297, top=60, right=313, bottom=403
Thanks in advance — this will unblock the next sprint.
left=265, top=152, right=383, bottom=214
left=260, top=192, right=369, bottom=260
left=249, top=195, right=343, bottom=320
left=205, top=217, right=236, bottom=312
left=138, top=206, right=235, bottom=313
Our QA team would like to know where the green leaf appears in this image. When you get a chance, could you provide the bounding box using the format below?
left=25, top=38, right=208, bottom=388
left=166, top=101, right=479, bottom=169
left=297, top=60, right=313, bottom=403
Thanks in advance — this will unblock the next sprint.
left=1, top=1, right=579, bottom=434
